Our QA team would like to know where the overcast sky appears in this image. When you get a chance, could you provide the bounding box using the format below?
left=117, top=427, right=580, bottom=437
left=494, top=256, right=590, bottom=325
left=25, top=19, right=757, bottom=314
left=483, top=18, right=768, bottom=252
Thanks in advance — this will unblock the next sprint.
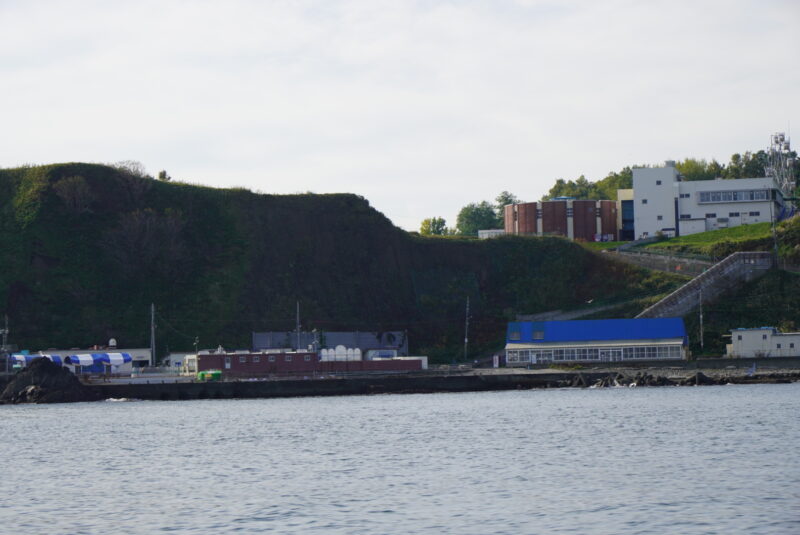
left=1, top=0, right=798, bottom=230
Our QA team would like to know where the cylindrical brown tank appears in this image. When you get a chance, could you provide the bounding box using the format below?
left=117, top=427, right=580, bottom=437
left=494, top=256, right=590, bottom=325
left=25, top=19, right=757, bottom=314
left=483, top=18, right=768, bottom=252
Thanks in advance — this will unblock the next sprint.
left=572, top=200, right=597, bottom=241
left=541, top=201, right=567, bottom=236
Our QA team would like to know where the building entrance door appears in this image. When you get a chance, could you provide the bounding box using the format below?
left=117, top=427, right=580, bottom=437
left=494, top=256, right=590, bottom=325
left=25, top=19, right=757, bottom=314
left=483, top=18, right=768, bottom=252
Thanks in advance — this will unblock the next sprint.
left=224, top=356, right=231, bottom=369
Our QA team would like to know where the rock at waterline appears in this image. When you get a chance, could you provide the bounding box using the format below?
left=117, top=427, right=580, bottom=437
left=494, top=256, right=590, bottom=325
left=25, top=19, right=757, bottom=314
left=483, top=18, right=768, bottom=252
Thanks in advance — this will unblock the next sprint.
left=0, top=358, right=97, bottom=404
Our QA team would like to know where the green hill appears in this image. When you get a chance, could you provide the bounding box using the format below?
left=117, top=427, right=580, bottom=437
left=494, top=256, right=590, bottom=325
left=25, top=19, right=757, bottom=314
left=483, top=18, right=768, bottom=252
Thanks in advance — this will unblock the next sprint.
left=642, top=217, right=800, bottom=261
left=0, top=163, right=682, bottom=361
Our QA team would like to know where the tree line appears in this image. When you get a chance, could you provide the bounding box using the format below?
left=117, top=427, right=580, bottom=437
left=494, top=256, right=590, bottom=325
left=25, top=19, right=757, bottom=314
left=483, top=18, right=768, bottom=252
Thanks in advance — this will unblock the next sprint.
left=419, top=191, right=519, bottom=237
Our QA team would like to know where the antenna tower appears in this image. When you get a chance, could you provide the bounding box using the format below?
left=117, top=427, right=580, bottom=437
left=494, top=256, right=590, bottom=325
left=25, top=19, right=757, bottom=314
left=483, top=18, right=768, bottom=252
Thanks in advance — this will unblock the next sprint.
left=765, top=132, right=796, bottom=200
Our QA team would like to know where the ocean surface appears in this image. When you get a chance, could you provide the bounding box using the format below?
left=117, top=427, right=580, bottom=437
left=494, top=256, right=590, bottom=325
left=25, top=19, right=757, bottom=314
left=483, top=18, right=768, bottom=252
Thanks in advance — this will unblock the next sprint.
left=1, top=384, right=799, bottom=534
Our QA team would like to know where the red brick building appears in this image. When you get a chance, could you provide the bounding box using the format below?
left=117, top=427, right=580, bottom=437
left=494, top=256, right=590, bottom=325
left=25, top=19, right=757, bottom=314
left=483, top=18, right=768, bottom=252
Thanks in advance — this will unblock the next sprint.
left=196, top=351, right=424, bottom=377
left=504, top=199, right=618, bottom=241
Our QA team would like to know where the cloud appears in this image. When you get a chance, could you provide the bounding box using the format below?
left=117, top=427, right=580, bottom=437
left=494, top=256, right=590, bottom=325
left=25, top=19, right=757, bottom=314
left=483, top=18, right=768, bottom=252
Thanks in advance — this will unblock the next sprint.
left=1, top=0, right=798, bottom=230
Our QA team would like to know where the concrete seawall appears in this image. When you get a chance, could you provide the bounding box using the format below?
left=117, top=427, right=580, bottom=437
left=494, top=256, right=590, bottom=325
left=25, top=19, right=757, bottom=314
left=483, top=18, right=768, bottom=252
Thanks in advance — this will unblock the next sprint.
left=88, top=372, right=611, bottom=401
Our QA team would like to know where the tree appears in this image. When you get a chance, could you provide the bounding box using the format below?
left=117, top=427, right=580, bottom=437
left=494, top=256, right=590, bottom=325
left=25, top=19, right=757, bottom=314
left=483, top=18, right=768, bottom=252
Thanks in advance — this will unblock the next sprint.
left=53, top=175, right=93, bottom=214
left=420, top=217, right=449, bottom=236
left=724, top=151, right=767, bottom=179
left=676, top=158, right=717, bottom=181
left=456, top=201, right=500, bottom=236
left=113, top=160, right=151, bottom=179
left=494, top=191, right=520, bottom=222
left=158, top=170, right=172, bottom=182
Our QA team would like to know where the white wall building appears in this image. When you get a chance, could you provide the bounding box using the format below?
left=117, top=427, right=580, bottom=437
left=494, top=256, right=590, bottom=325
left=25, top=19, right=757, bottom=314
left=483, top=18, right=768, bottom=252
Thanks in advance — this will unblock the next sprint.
left=478, top=229, right=506, bottom=239
left=633, top=161, right=784, bottom=239
left=727, top=327, right=800, bottom=358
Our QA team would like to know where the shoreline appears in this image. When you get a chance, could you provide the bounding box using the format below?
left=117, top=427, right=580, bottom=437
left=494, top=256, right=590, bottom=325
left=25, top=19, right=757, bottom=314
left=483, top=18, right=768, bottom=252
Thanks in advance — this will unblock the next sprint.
left=2, top=362, right=799, bottom=404
left=73, top=368, right=800, bottom=402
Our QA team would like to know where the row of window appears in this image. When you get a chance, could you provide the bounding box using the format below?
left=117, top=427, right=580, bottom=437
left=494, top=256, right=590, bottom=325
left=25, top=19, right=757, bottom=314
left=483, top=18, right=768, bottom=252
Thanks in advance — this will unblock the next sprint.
left=644, top=191, right=770, bottom=205
left=680, top=211, right=760, bottom=220
left=231, top=354, right=313, bottom=364
left=506, top=345, right=683, bottom=363
left=699, top=190, right=769, bottom=203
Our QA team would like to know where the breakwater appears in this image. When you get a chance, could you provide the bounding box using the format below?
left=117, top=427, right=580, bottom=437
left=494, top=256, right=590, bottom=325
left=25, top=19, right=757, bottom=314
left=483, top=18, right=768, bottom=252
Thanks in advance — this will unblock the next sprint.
left=86, top=367, right=800, bottom=402
left=87, top=372, right=611, bottom=401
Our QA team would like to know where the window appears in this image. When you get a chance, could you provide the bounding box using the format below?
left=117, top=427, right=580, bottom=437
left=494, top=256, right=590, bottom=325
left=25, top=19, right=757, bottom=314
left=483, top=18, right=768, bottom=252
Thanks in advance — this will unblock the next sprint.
left=239, top=355, right=247, bottom=363
left=656, top=180, right=662, bottom=185
left=680, top=193, right=690, bottom=198
left=657, top=215, right=663, bottom=221
left=509, top=331, right=521, bottom=341
left=268, top=355, right=276, bottom=362
left=750, top=211, right=760, bottom=217
left=533, top=331, right=545, bottom=340
left=763, top=334, right=767, bottom=340
left=737, top=335, right=742, bottom=340
left=680, top=214, right=691, bottom=219
left=642, top=199, right=648, bottom=204
left=253, top=355, right=260, bottom=363
left=700, top=190, right=768, bottom=203
left=791, top=343, right=795, bottom=349
left=777, top=344, right=782, bottom=349
left=705, top=213, right=716, bottom=218
left=304, top=355, right=311, bottom=361
left=285, top=355, right=292, bottom=362
left=729, top=212, right=740, bottom=217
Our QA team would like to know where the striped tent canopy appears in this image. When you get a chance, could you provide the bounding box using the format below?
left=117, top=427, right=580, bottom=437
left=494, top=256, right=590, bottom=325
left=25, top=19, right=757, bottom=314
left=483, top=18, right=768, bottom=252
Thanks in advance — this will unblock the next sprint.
left=96, top=353, right=132, bottom=366
left=65, top=354, right=98, bottom=366
left=11, top=354, right=39, bottom=366
left=65, top=353, right=132, bottom=366
left=10, top=354, right=66, bottom=366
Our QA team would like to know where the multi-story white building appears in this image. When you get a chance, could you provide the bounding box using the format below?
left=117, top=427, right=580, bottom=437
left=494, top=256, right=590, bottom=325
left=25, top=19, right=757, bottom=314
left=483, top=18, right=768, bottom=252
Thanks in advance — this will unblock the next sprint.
left=727, top=327, right=800, bottom=358
left=632, top=161, right=784, bottom=239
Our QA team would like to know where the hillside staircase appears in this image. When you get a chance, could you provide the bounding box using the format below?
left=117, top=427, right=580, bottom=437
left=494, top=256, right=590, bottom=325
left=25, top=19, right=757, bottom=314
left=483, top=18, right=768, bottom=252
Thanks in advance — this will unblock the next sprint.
left=636, top=252, right=774, bottom=318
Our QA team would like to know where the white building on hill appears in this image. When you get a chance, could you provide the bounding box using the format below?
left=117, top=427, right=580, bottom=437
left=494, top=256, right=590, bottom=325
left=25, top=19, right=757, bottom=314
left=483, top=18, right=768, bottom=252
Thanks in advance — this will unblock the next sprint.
left=632, top=161, right=784, bottom=239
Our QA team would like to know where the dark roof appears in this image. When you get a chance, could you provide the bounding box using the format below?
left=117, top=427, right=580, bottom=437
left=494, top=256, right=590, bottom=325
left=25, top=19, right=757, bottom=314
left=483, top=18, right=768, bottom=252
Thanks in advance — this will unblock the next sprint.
left=506, top=318, right=687, bottom=344
left=252, top=331, right=408, bottom=354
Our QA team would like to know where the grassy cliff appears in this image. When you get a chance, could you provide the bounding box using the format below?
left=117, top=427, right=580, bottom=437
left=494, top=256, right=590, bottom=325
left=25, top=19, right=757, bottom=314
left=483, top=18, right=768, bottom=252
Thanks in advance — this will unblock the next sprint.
left=0, top=163, right=681, bottom=361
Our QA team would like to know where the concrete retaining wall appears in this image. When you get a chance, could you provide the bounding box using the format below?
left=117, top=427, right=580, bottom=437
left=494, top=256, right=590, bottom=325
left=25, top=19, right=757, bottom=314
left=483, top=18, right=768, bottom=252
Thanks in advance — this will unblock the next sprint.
left=612, top=250, right=712, bottom=277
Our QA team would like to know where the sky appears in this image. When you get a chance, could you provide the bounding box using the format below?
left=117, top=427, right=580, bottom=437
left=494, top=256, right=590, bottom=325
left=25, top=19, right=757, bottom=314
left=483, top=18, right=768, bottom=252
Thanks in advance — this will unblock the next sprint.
left=1, top=0, right=798, bottom=230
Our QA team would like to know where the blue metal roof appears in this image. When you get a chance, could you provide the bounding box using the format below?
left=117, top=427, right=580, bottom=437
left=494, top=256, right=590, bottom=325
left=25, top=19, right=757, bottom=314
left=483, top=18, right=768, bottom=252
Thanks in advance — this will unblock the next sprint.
left=507, top=318, right=687, bottom=344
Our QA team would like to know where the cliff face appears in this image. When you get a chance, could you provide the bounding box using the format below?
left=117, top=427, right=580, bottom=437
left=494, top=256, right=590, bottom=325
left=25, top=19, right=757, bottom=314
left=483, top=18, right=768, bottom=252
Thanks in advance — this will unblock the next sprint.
left=0, top=163, right=678, bottom=360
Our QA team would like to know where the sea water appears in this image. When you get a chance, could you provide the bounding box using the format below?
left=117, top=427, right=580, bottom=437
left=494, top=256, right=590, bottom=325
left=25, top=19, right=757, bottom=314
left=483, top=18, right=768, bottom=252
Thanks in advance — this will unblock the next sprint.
left=1, top=384, right=798, bottom=534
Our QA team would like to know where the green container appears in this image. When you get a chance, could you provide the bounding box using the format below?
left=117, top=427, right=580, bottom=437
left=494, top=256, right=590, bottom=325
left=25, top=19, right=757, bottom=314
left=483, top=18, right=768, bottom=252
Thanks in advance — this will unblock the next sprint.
left=197, top=370, right=222, bottom=381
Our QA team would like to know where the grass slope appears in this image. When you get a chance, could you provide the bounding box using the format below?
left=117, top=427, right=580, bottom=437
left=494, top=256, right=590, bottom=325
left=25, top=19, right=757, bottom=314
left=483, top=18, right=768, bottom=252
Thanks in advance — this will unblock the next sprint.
left=0, top=163, right=682, bottom=361
left=643, top=216, right=800, bottom=261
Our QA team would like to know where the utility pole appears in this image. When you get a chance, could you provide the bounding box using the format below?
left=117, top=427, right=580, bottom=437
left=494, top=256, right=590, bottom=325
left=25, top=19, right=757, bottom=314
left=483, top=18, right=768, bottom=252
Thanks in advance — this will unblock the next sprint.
left=699, top=290, right=704, bottom=353
left=296, top=301, right=301, bottom=351
left=464, top=296, right=470, bottom=363
left=150, top=303, right=156, bottom=367
left=1, top=314, right=8, bottom=375
left=769, top=189, right=779, bottom=263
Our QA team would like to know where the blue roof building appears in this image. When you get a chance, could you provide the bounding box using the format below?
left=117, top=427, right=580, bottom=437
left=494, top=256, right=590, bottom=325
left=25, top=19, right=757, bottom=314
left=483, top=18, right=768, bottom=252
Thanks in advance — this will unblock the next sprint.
left=505, top=318, right=688, bottom=366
